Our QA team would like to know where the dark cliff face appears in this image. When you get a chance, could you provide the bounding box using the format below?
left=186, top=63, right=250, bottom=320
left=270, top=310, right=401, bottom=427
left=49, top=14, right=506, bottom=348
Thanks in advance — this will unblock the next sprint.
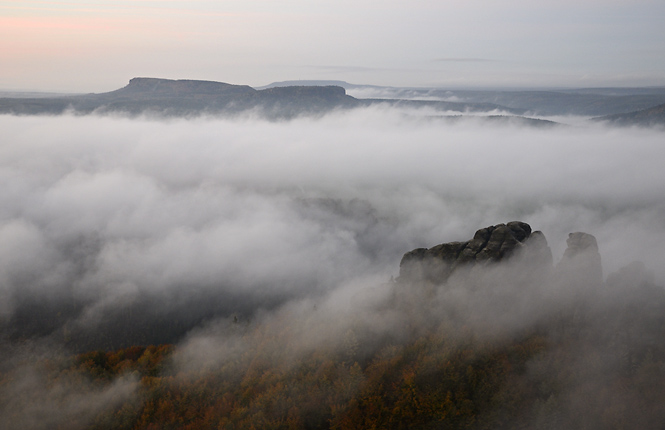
left=399, top=221, right=553, bottom=285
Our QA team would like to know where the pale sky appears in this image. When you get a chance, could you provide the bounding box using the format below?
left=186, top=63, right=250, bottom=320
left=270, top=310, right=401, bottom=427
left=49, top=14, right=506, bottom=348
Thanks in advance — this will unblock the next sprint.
left=1, top=0, right=665, bottom=92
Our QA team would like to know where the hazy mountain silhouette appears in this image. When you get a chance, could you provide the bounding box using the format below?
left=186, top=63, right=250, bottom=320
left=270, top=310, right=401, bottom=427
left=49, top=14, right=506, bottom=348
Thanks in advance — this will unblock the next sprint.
left=262, top=80, right=665, bottom=117
left=0, top=78, right=357, bottom=119
left=595, top=102, right=665, bottom=127
left=0, top=77, right=533, bottom=119
left=3, top=77, right=665, bottom=121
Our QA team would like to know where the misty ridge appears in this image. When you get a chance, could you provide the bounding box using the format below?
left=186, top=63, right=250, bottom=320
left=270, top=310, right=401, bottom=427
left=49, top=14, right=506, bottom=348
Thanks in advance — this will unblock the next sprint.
left=2, top=77, right=665, bottom=127
left=1, top=86, right=665, bottom=429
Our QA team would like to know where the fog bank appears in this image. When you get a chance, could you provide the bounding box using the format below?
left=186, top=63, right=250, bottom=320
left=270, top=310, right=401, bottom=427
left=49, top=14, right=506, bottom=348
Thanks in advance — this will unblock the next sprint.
left=1, top=107, right=664, bottom=427
left=0, top=109, right=664, bottom=347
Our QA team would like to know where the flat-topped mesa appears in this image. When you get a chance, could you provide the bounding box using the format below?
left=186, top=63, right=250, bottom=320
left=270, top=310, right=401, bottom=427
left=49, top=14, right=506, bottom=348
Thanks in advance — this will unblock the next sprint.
left=114, top=77, right=257, bottom=97
left=116, top=78, right=348, bottom=99
left=256, top=85, right=357, bottom=111
left=258, top=85, right=348, bottom=98
left=399, top=222, right=553, bottom=285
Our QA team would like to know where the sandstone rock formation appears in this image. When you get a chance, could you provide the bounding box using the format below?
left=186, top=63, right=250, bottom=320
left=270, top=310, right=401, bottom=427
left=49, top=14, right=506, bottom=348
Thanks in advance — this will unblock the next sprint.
left=397, top=221, right=611, bottom=294
left=398, top=221, right=552, bottom=285
left=555, top=232, right=603, bottom=287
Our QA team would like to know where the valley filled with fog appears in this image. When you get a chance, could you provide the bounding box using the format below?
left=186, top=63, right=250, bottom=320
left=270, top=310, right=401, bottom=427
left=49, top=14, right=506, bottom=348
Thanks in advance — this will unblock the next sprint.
left=2, top=107, right=665, bottom=343
left=2, top=107, right=665, bottom=428
left=4, top=0, right=665, bottom=425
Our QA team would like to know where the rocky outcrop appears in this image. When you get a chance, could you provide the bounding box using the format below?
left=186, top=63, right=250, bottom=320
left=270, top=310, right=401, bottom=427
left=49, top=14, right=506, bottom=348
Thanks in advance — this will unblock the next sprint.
left=556, top=232, right=603, bottom=287
left=397, top=221, right=610, bottom=292
left=399, top=222, right=552, bottom=285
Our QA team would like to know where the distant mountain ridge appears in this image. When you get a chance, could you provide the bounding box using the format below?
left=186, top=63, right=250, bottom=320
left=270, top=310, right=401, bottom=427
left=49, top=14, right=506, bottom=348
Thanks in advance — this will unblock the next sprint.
left=262, top=80, right=665, bottom=116
left=595, top=102, right=665, bottom=127
left=0, top=77, right=541, bottom=119
left=0, top=77, right=527, bottom=119
left=0, top=77, right=357, bottom=119
left=113, top=77, right=257, bottom=97
left=2, top=77, right=665, bottom=123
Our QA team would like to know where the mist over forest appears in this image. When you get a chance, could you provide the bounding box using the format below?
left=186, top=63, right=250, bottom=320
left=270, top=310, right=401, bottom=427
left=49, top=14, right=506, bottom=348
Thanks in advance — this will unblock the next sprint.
left=2, top=104, right=665, bottom=429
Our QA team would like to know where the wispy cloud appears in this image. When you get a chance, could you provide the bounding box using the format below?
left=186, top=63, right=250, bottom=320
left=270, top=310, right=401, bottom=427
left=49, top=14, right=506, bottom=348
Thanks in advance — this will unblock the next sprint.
left=304, top=64, right=429, bottom=76
left=433, top=57, right=497, bottom=63
left=305, top=65, right=389, bottom=74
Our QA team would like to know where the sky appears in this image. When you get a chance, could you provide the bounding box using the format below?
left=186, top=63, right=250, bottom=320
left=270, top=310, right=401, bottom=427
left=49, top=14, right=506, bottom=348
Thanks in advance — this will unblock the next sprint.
left=1, top=0, right=665, bottom=92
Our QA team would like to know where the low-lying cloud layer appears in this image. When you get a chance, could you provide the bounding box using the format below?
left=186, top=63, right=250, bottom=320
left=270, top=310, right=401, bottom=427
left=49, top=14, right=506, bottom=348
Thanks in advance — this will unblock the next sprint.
left=1, top=110, right=664, bottom=339
left=1, top=107, right=664, bottom=427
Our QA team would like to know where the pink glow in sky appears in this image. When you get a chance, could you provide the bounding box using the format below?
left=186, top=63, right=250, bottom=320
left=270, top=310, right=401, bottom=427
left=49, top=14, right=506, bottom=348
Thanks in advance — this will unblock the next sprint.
left=2, top=0, right=665, bottom=92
